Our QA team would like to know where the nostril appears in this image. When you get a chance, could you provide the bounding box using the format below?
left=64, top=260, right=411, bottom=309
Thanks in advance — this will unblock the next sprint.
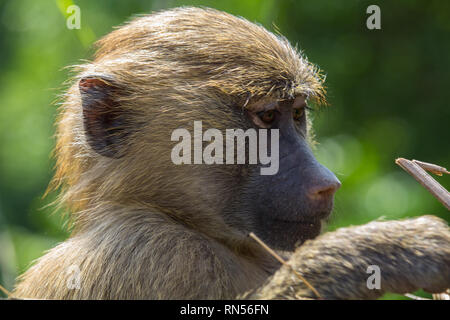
left=308, top=181, right=341, bottom=200
left=317, top=186, right=336, bottom=197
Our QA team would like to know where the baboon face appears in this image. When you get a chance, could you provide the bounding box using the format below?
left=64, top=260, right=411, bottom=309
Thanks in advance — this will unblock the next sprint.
left=80, top=78, right=340, bottom=251
left=70, top=7, right=340, bottom=252
left=241, top=96, right=341, bottom=250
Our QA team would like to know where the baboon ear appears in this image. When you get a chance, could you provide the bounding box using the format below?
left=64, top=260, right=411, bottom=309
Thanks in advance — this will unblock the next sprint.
left=79, top=76, right=128, bottom=158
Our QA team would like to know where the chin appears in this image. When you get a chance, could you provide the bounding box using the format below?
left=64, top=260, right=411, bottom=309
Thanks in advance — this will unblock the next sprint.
left=259, top=218, right=325, bottom=252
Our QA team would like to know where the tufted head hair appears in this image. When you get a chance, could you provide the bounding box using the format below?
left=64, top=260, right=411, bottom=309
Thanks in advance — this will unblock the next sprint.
left=50, top=7, right=326, bottom=233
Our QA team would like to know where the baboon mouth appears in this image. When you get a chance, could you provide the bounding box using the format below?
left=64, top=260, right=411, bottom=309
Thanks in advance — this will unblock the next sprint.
left=273, top=219, right=320, bottom=226
left=271, top=218, right=323, bottom=236
left=273, top=208, right=332, bottom=224
left=260, top=219, right=323, bottom=250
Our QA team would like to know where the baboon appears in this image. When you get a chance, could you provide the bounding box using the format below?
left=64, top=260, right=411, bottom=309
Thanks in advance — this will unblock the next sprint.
left=13, top=7, right=450, bottom=299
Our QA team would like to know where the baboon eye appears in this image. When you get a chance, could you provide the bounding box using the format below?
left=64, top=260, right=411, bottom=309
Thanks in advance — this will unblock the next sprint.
left=293, top=107, right=304, bottom=121
left=258, top=110, right=276, bottom=123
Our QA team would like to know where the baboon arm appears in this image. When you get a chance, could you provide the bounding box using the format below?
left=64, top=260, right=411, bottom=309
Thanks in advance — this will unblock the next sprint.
left=248, top=216, right=450, bottom=299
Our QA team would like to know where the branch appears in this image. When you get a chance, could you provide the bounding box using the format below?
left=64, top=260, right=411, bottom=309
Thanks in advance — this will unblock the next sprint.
left=395, top=158, right=450, bottom=210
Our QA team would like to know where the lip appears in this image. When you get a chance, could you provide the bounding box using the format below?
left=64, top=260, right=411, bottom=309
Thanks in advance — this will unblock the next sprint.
left=263, top=218, right=323, bottom=249
left=270, top=217, right=323, bottom=232
left=272, top=219, right=321, bottom=226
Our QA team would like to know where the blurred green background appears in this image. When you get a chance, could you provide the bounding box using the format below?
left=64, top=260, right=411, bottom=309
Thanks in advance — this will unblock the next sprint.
left=0, top=0, right=449, bottom=299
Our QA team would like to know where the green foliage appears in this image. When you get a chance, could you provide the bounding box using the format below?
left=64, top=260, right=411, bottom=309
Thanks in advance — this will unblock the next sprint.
left=0, top=0, right=448, bottom=299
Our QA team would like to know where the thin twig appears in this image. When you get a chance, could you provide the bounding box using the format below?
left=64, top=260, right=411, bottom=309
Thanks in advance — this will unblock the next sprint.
left=412, top=159, right=449, bottom=176
left=404, top=293, right=431, bottom=300
left=249, top=232, right=321, bottom=299
left=395, top=158, right=450, bottom=210
left=0, top=284, right=11, bottom=297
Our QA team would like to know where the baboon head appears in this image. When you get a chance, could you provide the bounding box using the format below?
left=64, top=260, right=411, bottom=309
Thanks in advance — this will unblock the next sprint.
left=53, top=7, right=340, bottom=251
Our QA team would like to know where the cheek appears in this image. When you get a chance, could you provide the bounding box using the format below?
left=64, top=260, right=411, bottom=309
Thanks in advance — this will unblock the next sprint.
left=250, top=173, right=309, bottom=219
left=306, top=115, right=315, bottom=140
left=293, top=115, right=308, bottom=137
left=249, top=130, right=338, bottom=218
